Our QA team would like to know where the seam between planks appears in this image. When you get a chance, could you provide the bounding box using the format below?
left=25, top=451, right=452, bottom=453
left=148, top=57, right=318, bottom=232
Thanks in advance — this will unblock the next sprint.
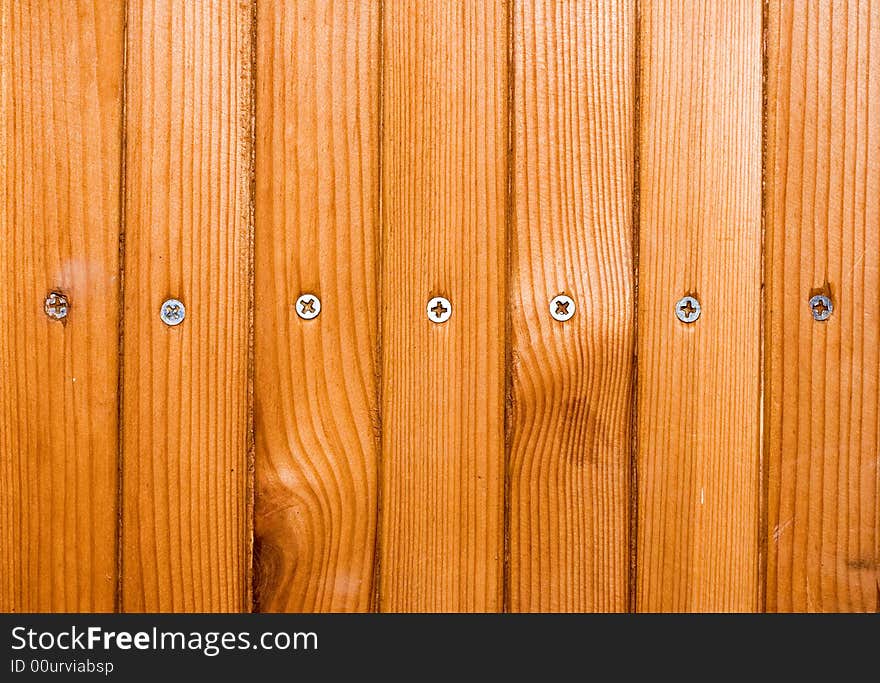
left=629, top=0, right=642, bottom=615
left=502, top=0, right=514, bottom=616
left=758, top=0, right=769, bottom=615
left=372, top=0, right=386, bottom=614
left=245, top=0, right=257, bottom=614
left=115, top=0, right=130, bottom=615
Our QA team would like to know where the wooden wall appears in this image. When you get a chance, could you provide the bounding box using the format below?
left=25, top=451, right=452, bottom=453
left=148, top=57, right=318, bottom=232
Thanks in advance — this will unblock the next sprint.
left=1, top=0, right=876, bottom=613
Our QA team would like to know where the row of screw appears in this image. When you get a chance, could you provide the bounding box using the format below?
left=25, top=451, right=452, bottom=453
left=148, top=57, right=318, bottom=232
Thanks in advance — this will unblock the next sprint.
left=42, top=292, right=836, bottom=325
left=674, top=294, right=833, bottom=323
left=44, top=294, right=187, bottom=324
left=301, top=293, right=834, bottom=324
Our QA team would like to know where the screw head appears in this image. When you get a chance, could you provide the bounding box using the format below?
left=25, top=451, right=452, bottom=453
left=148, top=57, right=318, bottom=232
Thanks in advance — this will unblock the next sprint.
left=160, top=298, right=186, bottom=326
left=427, top=296, right=452, bottom=324
left=44, top=291, right=69, bottom=320
left=809, top=294, right=833, bottom=321
left=295, top=293, right=321, bottom=320
left=675, top=295, right=701, bottom=323
left=549, top=294, right=576, bottom=322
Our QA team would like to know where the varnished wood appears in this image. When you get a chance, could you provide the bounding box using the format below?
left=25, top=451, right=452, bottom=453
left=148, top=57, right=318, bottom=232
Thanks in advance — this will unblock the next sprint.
left=254, top=0, right=380, bottom=612
left=379, top=0, right=508, bottom=612
left=766, top=0, right=879, bottom=613
left=0, top=0, right=123, bottom=612
left=508, top=0, right=635, bottom=612
left=2, top=0, right=877, bottom=615
left=121, top=0, right=252, bottom=612
left=636, top=0, right=763, bottom=612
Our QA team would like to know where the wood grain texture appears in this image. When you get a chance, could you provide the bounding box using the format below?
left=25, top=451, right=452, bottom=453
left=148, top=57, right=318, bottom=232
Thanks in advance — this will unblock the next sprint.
left=508, top=0, right=634, bottom=612
left=636, top=0, right=762, bottom=611
left=121, top=0, right=252, bottom=612
left=380, top=0, right=507, bottom=612
left=0, top=0, right=123, bottom=612
left=766, top=0, right=879, bottom=613
left=254, top=0, right=379, bottom=613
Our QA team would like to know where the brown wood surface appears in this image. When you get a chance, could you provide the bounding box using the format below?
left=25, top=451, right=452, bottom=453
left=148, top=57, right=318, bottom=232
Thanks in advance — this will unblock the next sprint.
left=508, top=0, right=635, bottom=612
left=254, top=0, right=380, bottom=613
left=2, top=0, right=877, bottom=615
left=636, top=0, right=763, bottom=611
left=379, top=0, right=508, bottom=611
left=766, top=0, right=879, bottom=613
left=0, top=0, right=123, bottom=612
left=120, top=0, right=252, bottom=612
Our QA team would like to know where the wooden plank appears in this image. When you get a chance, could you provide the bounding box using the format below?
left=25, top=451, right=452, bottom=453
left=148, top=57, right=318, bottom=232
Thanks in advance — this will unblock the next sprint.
left=379, top=0, right=508, bottom=611
left=766, top=0, right=879, bottom=613
left=254, top=0, right=379, bottom=612
left=508, top=0, right=634, bottom=612
left=121, top=0, right=252, bottom=612
left=0, top=0, right=123, bottom=612
left=636, top=0, right=762, bottom=611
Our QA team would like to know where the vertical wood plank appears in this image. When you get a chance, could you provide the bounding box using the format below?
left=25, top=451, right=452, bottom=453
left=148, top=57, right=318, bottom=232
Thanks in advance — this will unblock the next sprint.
left=766, top=0, right=879, bottom=612
left=121, top=0, right=252, bottom=612
left=508, top=0, right=634, bottom=612
left=636, top=0, right=762, bottom=611
left=380, top=0, right=508, bottom=611
left=254, top=0, right=379, bottom=612
left=0, top=0, right=123, bottom=612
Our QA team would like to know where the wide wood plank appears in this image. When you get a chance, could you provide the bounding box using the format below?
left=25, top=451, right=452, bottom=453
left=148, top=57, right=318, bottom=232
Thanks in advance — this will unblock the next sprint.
left=121, top=0, right=252, bottom=612
left=380, top=0, right=508, bottom=611
left=254, top=0, right=379, bottom=612
left=636, top=0, right=762, bottom=611
left=766, top=0, right=879, bottom=613
left=508, top=0, right=635, bottom=612
left=0, top=0, right=123, bottom=612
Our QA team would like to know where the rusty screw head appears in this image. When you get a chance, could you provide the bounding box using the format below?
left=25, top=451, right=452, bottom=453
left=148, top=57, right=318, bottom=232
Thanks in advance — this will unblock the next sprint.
left=160, top=298, right=186, bottom=326
left=675, top=295, right=701, bottom=323
left=809, top=294, right=832, bottom=321
left=44, top=291, right=69, bottom=321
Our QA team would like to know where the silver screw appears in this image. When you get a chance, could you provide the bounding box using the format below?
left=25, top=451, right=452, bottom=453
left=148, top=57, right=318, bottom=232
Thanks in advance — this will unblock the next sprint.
left=809, top=294, right=833, bottom=321
left=44, top=291, right=69, bottom=321
left=160, top=298, right=186, bottom=326
left=675, top=295, right=701, bottom=323
left=427, top=296, right=452, bottom=323
left=549, top=294, right=576, bottom=322
left=295, top=293, right=321, bottom=320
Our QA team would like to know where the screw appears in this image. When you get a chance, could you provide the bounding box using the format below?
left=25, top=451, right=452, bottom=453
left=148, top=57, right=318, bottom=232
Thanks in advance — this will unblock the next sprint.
left=427, top=296, right=452, bottom=323
left=809, top=294, right=832, bottom=321
left=549, top=294, right=575, bottom=322
left=675, top=295, right=701, bottom=323
left=160, top=298, right=186, bottom=326
left=295, top=293, right=321, bottom=320
left=44, top=291, right=69, bottom=321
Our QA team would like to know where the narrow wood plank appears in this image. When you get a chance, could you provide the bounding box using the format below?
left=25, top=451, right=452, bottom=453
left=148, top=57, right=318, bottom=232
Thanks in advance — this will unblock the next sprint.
left=380, top=0, right=508, bottom=611
left=254, top=0, right=379, bottom=612
left=766, top=0, right=879, bottom=613
left=0, top=0, right=123, bottom=612
left=508, top=0, right=634, bottom=612
left=636, top=0, right=762, bottom=611
left=121, top=0, right=252, bottom=612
